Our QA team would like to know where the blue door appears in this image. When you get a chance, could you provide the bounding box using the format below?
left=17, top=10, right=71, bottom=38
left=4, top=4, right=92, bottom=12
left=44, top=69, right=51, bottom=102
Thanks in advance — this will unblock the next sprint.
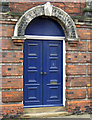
left=23, top=40, right=42, bottom=106
left=23, top=40, right=63, bottom=107
left=43, top=40, right=63, bottom=105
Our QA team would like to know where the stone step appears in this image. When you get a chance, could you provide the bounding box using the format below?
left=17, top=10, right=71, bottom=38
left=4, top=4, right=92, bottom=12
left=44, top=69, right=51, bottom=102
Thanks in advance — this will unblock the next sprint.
left=24, top=106, right=65, bottom=114
left=21, top=111, right=70, bottom=118
left=20, top=106, right=71, bottom=118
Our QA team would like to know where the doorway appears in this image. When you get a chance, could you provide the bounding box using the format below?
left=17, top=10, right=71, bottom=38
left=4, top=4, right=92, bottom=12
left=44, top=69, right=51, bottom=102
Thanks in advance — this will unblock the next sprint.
left=23, top=39, right=63, bottom=107
left=23, top=16, right=65, bottom=107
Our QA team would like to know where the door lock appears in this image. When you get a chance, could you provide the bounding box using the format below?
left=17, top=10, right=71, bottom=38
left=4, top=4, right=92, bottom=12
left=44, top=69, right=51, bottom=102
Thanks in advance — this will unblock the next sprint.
left=40, top=72, right=43, bottom=75
left=44, top=72, right=47, bottom=75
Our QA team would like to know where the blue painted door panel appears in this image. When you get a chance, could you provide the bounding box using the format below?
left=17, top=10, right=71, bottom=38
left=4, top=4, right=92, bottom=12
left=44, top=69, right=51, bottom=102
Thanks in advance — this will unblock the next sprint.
left=23, top=40, right=42, bottom=106
left=23, top=40, right=63, bottom=107
left=43, top=41, right=63, bottom=105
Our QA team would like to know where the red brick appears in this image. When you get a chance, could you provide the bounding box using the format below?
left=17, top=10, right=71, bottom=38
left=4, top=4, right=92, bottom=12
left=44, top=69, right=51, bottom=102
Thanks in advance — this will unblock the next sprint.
left=2, top=91, right=23, bottom=103
left=66, top=41, right=86, bottom=51
left=66, top=89, right=86, bottom=100
left=2, top=39, right=22, bottom=50
left=2, top=65, right=23, bottom=76
left=9, top=2, right=41, bottom=13
left=88, top=41, right=92, bottom=52
left=66, top=53, right=91, bottom=63
left=52, top=2, right=65, bottom=8
left=0, top=107, right=2, bottom=119
left=0, top=20, right=16, bottom=25
left=9, top=2, right=86, bottom=16
left=0, top=1, right=88, bottom=118
left=66, top=100, right=91, bottom=113
left=65, top=7, right=80, bottom=14
left=88, top=88, right=92, bottom=99
left=13, top=39, right=24, bottom=44
left=1, top=104, right=23, bottom=117
left=77, top=29, right=92, bottom=40
left=88, top=65, right=92, bottom=75
left=76, top=24, right=81, bottom=28
left=0, top=25, right=14, bottom=37
left=80, top=4, right=86, bottom=15
left=66, top=65, right=86, bottom=75
left=80, top=2, right=86, bottom=8
left=2, top=52, right=23, bottom=63
left=66, top=77, right=92, bottom=87
left=2, top=78, right=23, bottom=89
left=76, top=24, right=92, bottom=29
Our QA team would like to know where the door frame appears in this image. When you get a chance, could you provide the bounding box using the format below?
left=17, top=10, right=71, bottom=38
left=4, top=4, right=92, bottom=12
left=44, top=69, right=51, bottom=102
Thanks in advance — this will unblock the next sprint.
left=24, top=35, right=66, bottom=107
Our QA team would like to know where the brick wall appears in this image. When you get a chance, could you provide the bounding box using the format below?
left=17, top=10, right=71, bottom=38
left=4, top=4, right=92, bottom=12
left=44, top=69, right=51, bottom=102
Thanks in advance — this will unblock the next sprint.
left=66, top=23, right=92, bottom=114
left=1, top=1, right=91, bottom=118
left=1, top=20, right=23, bottom=118
left=9, top=2, right=86, bottom=16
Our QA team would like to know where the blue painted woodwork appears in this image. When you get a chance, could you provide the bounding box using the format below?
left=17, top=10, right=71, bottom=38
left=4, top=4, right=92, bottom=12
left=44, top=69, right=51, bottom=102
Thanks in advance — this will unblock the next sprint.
left=23, top=40, right=63, bottom=107
left=23, top=16, right=65, bottom=107
left=43, top=40, right=63, bottom=105
left=23, top=40, right=43, bottom=106
left=25, top=16, right=65, bottom=36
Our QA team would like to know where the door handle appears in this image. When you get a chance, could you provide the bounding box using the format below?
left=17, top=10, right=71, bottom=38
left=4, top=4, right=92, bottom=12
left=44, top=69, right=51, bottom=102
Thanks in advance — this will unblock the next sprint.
left=40, top=72, right=43, bottom=75
left=44, top=72, right=47, bottom=75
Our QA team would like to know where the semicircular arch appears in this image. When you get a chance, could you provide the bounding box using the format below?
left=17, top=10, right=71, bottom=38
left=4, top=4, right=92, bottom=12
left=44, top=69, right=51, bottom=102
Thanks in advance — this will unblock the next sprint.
left=13, top=2, right=79, bottom=41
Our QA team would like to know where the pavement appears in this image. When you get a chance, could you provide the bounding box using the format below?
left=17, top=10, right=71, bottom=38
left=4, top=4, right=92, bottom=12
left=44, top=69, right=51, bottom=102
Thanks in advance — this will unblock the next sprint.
left=1, top=114, right=92, bottom=120
left=20, top=113, right=91, bottom=119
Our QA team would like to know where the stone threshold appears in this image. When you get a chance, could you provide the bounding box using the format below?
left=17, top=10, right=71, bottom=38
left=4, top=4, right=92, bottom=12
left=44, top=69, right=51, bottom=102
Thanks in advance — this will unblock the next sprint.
left=20, top=106, right=71, bottom=118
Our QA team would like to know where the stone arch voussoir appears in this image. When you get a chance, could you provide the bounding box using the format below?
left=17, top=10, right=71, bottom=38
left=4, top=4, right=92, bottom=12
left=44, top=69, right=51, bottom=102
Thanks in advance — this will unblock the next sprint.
left=12, top=2, right=79, bottom=44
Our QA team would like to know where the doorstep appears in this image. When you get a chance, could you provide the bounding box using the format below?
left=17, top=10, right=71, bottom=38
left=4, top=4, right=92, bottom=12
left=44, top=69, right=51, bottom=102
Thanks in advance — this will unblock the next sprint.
left=20, top=106, right=71, bottom=118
